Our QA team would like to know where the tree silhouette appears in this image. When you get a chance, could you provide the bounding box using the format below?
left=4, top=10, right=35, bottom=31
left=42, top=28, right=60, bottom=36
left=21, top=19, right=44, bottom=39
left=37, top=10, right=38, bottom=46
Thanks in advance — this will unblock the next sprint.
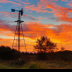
left=34, top=36, right=57, bottom=53
left=0, top=45, right=19, bottom=60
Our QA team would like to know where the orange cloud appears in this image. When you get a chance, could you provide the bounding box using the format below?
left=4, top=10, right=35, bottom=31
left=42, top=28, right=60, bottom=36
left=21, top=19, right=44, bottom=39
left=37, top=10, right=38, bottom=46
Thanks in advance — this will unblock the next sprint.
left=61, top=0, right=69, bottom=2
left=67, top=1, right=72, bottom=7
left=37, top=16, right=47, bottom=20
left=22, top=22, right=72, bottom=51
left=0, top=38, right=13, bottom=47
left=0, top=21, right=55, bottom=52
left=53, top=24, right=72, bottom=50
left=24, top=0, right=61, bottom=13
left=1, top=20, right=72, bottom=51
left=0, top=11, right=18, bottom=18
left=19, top=0, right=30, bottom=4
left=0, top=0, right=21, bottom=6
left=0, top=0, right=72, bottom=52
left=53, top=7, right=72, bottom=23
left=24, top=0, right=72, bottom=23
left=24, top=0, right=55, bottom=13
left=0, top=11, right=36, bottom=20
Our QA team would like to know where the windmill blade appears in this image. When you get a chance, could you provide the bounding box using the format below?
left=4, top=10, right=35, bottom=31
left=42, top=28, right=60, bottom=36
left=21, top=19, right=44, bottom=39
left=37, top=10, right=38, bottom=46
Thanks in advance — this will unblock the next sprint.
left=21, top=8, right=23, bottom=16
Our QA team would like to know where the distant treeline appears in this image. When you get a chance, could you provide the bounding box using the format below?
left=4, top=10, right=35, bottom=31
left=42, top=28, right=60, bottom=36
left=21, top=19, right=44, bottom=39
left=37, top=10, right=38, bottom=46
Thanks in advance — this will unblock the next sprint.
left=0, top=45, right=36, bottom=60
left=44, top=50, right=72, bottom=61
left=0, top=45, right=72, bottom=62
left=0, top=45, right=19, bottom=60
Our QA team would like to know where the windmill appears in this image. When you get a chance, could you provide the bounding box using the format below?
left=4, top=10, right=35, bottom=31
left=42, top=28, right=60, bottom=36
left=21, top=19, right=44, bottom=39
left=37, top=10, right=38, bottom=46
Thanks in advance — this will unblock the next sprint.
left=11, top=8, right=26, bottom=60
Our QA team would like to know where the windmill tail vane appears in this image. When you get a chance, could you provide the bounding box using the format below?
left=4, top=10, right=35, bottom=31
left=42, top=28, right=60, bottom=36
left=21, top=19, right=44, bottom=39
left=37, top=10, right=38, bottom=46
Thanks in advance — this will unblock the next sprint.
left=11, top=8, right=23, bottom=16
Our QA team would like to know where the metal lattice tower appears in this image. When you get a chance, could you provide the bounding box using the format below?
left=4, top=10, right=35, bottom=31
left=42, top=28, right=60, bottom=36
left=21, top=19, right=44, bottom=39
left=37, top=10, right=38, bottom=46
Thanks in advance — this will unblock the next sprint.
left=11, top=8, right=26, bottom=60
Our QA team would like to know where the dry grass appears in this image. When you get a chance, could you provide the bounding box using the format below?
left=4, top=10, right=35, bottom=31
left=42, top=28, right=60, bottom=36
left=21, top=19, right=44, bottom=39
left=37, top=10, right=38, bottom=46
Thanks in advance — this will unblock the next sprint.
left=0, top=60, right=72, bottom=69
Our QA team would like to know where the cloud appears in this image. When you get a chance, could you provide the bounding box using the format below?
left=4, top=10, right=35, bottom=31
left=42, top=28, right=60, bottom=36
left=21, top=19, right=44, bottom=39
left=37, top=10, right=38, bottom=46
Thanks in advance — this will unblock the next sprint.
left=0, top=0, right=21, bottom=6
left=0, top=0, right=72, bottom=51
left=0, top=19, right=16, bottom=33
left=0, top=20, right=54, bottom=39
left=51, top=24, right=72, bottom=44
left=24, top=0, right=61, bottom=13
left=1, top=19, right=72, bottom=51
left=37, top=16, right=47, bottom=20
left=68, top=8, right=72, bottom=12
left=21, top=22, right=72, bottom=51
left=19, top=0, right=30, bottom=4
left=1, top=0, right=70, bottom=24
left=0, top=11, right=36, bottom=20
left=23, top=16, right=36, bottom=20
left=61, top=0, right=69, bottom=2
left=23, top=22, right=72, bottom=45
left=24, top=0, right=72, bottom=23
left=67, top=1, right=72, bottom=7
left=0, top=11, right=18, bottom=18
left=1, top=20, right=72, bottom=43
left=0, top=0, right=71, bottom=23
left=53, top=7, right=72, bottom=23
left=24, top=0, right=54, bottom=13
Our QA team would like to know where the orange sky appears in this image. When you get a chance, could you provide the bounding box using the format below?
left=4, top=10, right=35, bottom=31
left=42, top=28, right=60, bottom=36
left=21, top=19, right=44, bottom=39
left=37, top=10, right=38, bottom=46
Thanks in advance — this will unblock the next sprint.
left=0, top=0, right=72, bottom=52
left=0, top=21, right=72, bottom=52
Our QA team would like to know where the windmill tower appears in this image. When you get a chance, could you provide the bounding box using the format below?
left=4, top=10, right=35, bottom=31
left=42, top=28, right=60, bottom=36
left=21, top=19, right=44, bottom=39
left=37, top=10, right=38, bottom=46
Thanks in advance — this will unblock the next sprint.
left=11, top=8, right=26, bottom=60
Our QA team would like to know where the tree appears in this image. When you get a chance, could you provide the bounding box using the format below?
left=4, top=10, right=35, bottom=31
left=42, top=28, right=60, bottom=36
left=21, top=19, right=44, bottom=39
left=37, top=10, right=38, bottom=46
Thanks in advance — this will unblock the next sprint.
left=34, top=36, right=57, bottom=53
left=34, top=36, right=57, bottom=60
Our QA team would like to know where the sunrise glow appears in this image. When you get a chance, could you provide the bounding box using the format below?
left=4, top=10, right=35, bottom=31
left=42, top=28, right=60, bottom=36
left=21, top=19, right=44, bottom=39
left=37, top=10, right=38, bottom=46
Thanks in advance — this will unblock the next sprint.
left=0, top=0, right=72, bottom=52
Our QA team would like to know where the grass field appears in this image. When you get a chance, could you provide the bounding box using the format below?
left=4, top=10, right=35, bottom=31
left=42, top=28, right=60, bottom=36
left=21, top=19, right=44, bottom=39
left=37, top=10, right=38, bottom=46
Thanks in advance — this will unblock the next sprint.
left=0, top=60, right=72, bottom=69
